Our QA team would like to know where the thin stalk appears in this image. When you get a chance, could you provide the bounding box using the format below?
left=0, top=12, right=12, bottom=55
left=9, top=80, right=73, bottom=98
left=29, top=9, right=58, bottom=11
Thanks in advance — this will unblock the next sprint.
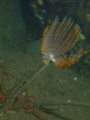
left=0, top=63, right=49, bottom=112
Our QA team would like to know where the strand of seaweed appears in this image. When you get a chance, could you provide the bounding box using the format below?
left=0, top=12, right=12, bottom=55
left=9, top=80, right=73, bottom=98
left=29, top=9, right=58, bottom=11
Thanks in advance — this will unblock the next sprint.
left=40, top=99, right=90, bottom=107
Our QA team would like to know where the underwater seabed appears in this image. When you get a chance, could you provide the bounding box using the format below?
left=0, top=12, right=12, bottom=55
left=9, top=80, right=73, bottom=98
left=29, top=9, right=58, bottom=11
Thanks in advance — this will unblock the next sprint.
left=0, top=50, right=90, bottom=120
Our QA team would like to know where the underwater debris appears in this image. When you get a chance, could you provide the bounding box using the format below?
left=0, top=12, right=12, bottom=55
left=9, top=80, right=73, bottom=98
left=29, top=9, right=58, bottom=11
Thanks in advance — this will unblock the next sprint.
left=38, top=0, right=44, bottom=5
left=86, top=13, right=90, bottom=21
left=80, top=33, right=86, bottom=40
